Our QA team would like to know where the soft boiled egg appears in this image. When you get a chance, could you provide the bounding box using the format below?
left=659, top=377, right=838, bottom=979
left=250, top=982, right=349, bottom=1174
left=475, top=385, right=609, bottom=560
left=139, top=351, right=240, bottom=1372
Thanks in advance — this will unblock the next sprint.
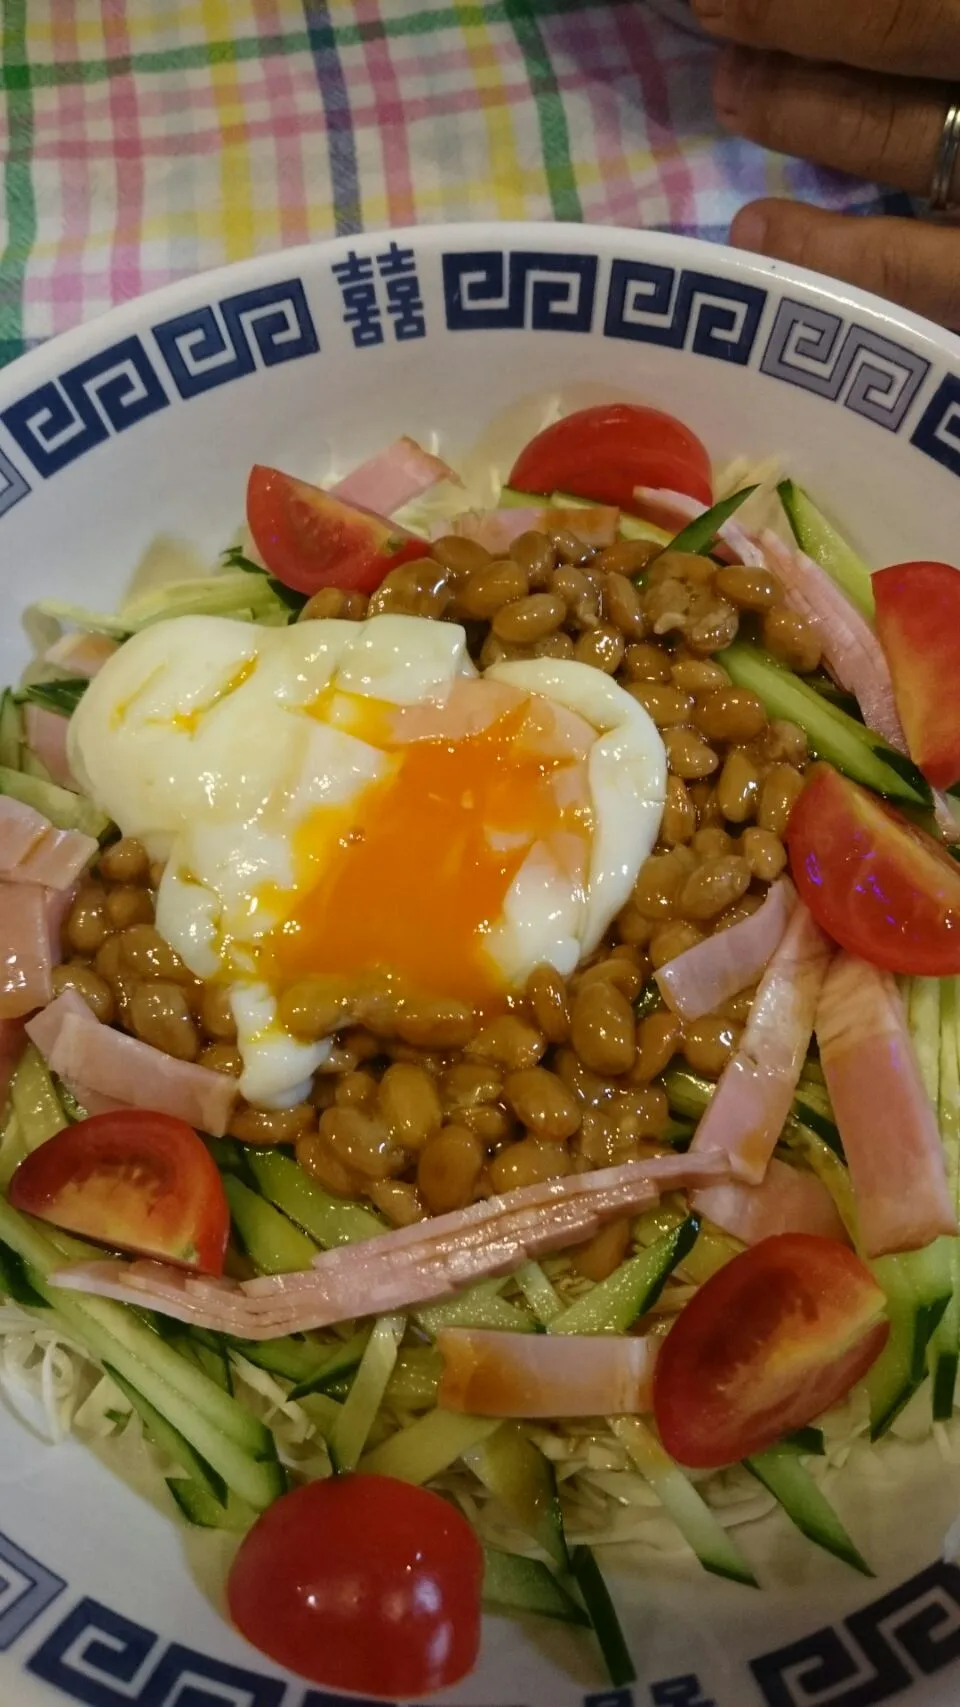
left=69, top=614, right=666, bottom=1108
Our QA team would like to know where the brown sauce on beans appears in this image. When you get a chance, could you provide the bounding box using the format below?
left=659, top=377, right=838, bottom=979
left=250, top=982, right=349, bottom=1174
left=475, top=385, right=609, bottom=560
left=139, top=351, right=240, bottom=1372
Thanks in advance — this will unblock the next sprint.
left=76, top=527, right=818, bottom=1221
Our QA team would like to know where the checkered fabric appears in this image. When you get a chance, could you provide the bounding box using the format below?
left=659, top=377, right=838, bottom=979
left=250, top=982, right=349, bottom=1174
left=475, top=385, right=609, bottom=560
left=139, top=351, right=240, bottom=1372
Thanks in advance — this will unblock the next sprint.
left=0, top=0, right=909, bottom=367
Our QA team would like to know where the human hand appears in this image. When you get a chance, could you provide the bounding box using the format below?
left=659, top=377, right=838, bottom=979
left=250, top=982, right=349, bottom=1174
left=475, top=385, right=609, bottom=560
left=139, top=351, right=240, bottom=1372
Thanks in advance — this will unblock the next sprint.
left=691, top=0, right=960, bottom=324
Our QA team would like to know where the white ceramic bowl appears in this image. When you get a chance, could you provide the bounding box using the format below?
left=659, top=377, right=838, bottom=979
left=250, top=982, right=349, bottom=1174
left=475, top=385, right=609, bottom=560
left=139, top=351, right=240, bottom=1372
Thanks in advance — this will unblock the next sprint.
left=1, top=223, right=960, bottom=1707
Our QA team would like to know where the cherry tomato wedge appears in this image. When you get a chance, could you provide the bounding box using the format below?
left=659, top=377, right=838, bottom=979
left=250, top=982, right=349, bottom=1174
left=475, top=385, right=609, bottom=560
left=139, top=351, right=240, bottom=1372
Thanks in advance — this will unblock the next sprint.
left=508, top=403, right=713, bottom=513
left=8, top=1111, right=229, bottom=1275
left=873, top=560, right=960, bottom=790
left=246, top=465, right=427, bottom=596
left=228, top=1475, right=483, bottom=1697
left=786, top=764, right=960, bottom=976
left=653, top=1233, right=889, bottom=1469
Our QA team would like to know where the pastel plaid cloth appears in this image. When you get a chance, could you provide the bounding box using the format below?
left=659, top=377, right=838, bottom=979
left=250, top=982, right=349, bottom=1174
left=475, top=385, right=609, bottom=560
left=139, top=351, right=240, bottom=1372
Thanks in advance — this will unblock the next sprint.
left=0, top=0, right=910, bottom=368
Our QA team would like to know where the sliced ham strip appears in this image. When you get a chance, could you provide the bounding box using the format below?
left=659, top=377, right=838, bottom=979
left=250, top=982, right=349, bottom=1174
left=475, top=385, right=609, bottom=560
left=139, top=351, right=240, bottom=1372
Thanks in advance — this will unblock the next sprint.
left=692, top=903, right=834, bottom=1184
left=656, top=877, right=796, bottom=1021
left=331, top=437, right=460, bottom=514
left=23, top=704, right=76, bottom=790
left=693, top=1156, right=846, bottom=1246
left=437, top=1327, right=659, bottom=1417
left=41, top=884, right=75, bottom=961
left=816, top=953, right=956, bottom=1257
left=43, top=633, right=118, bottom=677
left=443, top=503, right=619, bottom=555
left=52, top=1151, right=731, bottom=1336
left=0, top=797, right=49, bottom=869
left=0, top=1017, right=26, bottom=1101
left=7, top=825, right=96, bottom=891
left=0, top=884, right=53, bottom=1017
left=760, top=532, right=905, bottom=751
left=632, top=487, right=765, bottom=567
left=26, top=991, right=236, bottom=1135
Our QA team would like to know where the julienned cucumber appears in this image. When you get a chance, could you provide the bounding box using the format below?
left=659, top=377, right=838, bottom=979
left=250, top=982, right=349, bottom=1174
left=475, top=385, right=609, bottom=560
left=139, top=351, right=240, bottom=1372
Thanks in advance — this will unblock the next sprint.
left=416, top=1282, right=533, bottom=1336
left=569, top=1546, right=637, bottom=1690
left=609, top=1417, right=758, bottom=1587
left=224, top=1174, right=318, bottom=1275
left=549, top=1217, right=699, bottom=1335
left=287, top=1327, right=373, bottom=1398
left=328, top=1314, right=404, bottom=1473
left=777, top=481, right=875, bottom=621
left=228, top=1332, right=349, bottom=1387
left=745, top=1447, right=872, bottom=1576
left=9, top=1047, right=69, bottom=1153
left=482, top=1547, right=588, bottom=1626
left=0, top=763, right=111, bottom=838
left=464, top=1422, right=569, bottom=1569
left=167, top=1478, right=253, bottom=1532
left=0, top=689, right=21, bottom=769
left=244, top=1148, right=386, bottom=1246
left=718, top=643, right=930, bottom=807
left=665, top=486, right=757, bottom=557
left=104, top=1363, right=227, bottom=1508
left=864, top=1249, right=951, bottom=1437
left=359, top=1407, right=499, bottom=1483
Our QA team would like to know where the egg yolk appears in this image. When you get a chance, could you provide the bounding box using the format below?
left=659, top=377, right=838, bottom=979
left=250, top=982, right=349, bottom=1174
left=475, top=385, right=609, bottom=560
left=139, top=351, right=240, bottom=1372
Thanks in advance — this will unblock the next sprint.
left=261, top=691, right=593, bottom=1008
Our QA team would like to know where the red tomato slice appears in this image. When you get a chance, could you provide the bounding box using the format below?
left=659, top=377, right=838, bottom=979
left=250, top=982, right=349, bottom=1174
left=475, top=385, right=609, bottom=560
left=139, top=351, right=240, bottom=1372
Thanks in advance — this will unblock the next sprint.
left=246, top=465, right=427, bottom=596
left=228, top=1475, right=483, bottom=1696
left=8, top=1111, right=229, bottom=1275
left=508, top=404, right=713, bottom=513
left=786, top=764, right=960, bottom=976
left=873, top=561, right=960, bottom=790
left=653, top=1233, right=889, bottom=1468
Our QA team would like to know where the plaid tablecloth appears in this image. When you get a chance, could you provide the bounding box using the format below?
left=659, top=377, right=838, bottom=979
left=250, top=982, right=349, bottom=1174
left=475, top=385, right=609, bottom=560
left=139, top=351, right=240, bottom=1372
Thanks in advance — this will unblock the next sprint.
left=0, top=0, right=911, bottom=368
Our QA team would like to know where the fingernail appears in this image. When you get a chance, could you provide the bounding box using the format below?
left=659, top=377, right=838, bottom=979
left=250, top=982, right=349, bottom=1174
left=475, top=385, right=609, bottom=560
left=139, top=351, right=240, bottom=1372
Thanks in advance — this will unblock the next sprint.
left=730, top=206, right=769, bottom=253
left=713, top=47, right=753, bottom=122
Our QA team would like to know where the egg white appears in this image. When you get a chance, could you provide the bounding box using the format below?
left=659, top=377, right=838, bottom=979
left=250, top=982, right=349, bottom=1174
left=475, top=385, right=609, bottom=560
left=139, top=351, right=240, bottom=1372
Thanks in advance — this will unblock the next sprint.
left=70, top=613, right=666, bottom=1108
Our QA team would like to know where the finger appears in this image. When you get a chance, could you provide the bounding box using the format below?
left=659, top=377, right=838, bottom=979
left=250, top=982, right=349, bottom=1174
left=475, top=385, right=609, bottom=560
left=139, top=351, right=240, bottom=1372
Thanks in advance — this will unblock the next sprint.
left=692, top=0, right=960, bottom=81
left=714, top=48, right=949, bottom=198
left=729, top=201, right=960, bottom=327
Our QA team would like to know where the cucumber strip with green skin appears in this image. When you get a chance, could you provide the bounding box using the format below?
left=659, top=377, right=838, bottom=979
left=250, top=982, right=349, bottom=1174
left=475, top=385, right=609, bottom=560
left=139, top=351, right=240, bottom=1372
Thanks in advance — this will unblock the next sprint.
left=295, top=1390, right=344, bottom=1442
left=610, top=1417, right=758, bottom=1586
left=169, top=1331, right=233, bottom=1395
left=777, top=481, right=875, bottom=621
left=865, top=1251, right=949, bottom=1438
left=663, top=486, right=758, bottom=559
left=329, top=1314, right=405, bottom=1473
left=786, top=1123, right=859, bottom=1242
left=224, top=1175, right=318, bottom=1275
left=10, top=1045, right=68, bottom=1152
left=416, top=1285, right=533, bottom=1336
left=569, top=1546, right=637, bottom=1689
left=514, top=1260, right=563, bottom=1324
left=931, top=977, right=960, bottom=1418
left=167, top=1478, right=254, bottom=1532
left=0, top=689, right=21, bottom=769
left=0, top=1240, right=49, bottom=1309
left=19, top=678, right=88, bottom=718
left=633, top=981, right=663, bottom=1020
left=204, top=1137, right=252, bottom=1179
left=667, top=1064, right=844, bottom=1157
left=783, top=1427, right=825, bottom=1456
left=745, top=1448, right=872, bottom=1575
left=288, top=1327, right=374, bottom=1398
left=0, top=1111, right=27, bottom=1190
left=229, top=1333, right=343, bottom=1386
left=104, top=1363, right=227, bottom=1507
left=245, top=1149, right=386, bottom=1246
left=719, top=643, right=930, bottom=806
left=482, top=1547, right=589, bottom=1626
left=464, top=1422, right=569, bottom=1569
left=0, top=763, right=111, bottom=837
left=549, top=1218, right=700, bottom=1335
left=359, top=1408, right=500, bottom=1483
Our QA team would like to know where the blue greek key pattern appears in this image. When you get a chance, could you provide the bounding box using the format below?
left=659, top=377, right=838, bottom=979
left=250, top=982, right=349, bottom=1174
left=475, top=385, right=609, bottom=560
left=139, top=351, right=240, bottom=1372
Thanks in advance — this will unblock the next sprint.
left=152, top=280, right=319, bottom=399
left=0, top=443, right=30, bottom=518
left=604, top=261, right=765, bottom=366
left=759, top=300, right=929, bottom=430
left=750, top=1559, right=960, bottom=1706
left=442, top=250, right=598, bottom=333
left=910, top=373, right=960, bottom=477
left=0, top=1531, right=65, bottom=1652
left=1, top=336, right=170, bottom=478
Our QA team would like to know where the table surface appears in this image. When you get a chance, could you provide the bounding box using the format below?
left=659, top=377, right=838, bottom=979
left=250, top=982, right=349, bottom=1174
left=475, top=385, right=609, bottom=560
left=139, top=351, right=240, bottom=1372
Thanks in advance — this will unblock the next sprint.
left=0, top=0, right=909, bottom=367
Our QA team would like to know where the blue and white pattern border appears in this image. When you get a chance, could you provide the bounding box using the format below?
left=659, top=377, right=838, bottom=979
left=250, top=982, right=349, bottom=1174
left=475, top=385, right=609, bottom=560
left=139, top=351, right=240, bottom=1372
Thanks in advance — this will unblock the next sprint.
left=2, top=1523, right=959, bottom=1707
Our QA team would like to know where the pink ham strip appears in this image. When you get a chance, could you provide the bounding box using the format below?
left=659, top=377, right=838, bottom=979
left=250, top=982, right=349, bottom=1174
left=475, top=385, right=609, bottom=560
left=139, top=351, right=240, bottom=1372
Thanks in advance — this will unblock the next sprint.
left=655, top=878, right=796, bottom=1022
left=51, top=1152, right=732, bottom=1337
left=42, top=885, right=76, bottom=961
left=693, top=1155, right=847, bottom=1245
left=760, top=532, right=905, bottom=751
left=0, top=1018, right=26, bottom=1101
left=444, top=503, right=619, bottom=554
left=816, top=953, right=956, bottom=1257
left=43, top=633, right=118, bottom=677
left=632, top=487, right=765, bottom=567
left=437, top=1327, right=659, bottom=1417
left=23, top=704, right=75, bottom=790
left=0, top=797, right=49, bottom=869
left=26, top=990, right=236, bottom=1135
left=0, top=884, right=52, bottom=1017
left=7, top=826, right=96, bottom=891
left=331, top=437, right=460, bottom=514
left=692, top=903, right=834, bottom=1184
